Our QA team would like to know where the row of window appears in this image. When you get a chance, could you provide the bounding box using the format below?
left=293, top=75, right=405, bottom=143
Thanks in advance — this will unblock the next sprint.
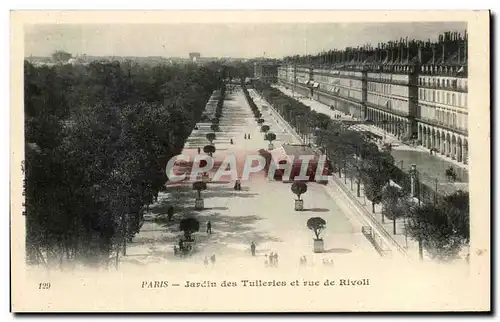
left=367, top=82, right=408, bottom=97
left=314, top=75, right=362, bottom=88
left=419, top=105, right=468, bottom=131
left=367, top=93, right=409, bottom=114
left=418, top=76, right=467, bottom=90
left=419, top=88, right=467, bottom=107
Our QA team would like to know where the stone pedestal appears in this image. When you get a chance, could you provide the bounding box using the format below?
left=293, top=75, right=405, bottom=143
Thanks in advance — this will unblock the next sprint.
left=294, top=199, right=304, bottom=211
left=195, top=198, right=204, bottom=210
left=268, top=143, right=274, bottom=150
left=313, top=239, right=324, bottom=253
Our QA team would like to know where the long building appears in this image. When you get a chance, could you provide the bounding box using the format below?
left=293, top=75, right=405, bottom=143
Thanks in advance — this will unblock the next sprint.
left=277, top=31, right=468, bottom=164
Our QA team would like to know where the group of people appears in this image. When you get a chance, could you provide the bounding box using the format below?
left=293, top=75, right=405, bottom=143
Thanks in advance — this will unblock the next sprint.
left=204, top=254, right=216, bottom=266
left=174, top=238, right=194, bottom=257
left=243, top=133, right=251, bottom=140
left=264, top=252, right=279, bottom=267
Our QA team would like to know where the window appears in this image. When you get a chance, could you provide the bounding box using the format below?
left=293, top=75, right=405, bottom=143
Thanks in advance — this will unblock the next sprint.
left=452, top=94, right=456, bottom=106
left=446, top=79, right=450, bottom=87
left=432, top=90, right=436, bottom=102
left=446, top=93, right=450, bottom=104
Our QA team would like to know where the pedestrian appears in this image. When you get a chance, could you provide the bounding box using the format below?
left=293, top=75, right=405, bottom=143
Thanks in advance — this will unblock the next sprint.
left=274, top=252, right=279, bottom=266
left=210, top=254, right=216, bottom=266
left=206, top=221, right=212, bottom=234
left=248, top=133, right=251, bottom=139
left=167, top=206, right=174, bottom=221
left=269, top=252, right=274, bottom=266
left=204, top=257, right=209, bottom=266
left=244, top=133, right=247, bottom=140
left=250, top=242, right=256, bottom=256
left=230, top=138, right=233, bottom=145
left=197, top=147, right=201, bottom=154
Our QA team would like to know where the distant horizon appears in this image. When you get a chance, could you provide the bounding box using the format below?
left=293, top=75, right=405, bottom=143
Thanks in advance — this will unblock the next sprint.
left=25, top=22, right=466, bottom=59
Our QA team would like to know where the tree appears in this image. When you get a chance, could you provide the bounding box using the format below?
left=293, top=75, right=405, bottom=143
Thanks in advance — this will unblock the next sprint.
left=210, top=124, right=219, bottom=132
left=291, top=182, right=308, bottom=200
left=381, top=185, right=406, bottom=234
left=266, top=132, right=276, bottom=144
left=179, top=217, right=200, bottom=240
left=307, top=217, right=326, bottom=240
left=24, top=59, right=223, bottom=267
left=363, top=177, right=384, bottom=214
left=444, top=190, right=470, bottom=244
left=261, top=125, right=270, bottom=134
left=444, top=190, right=469, bottom=212
left=406, top=203, right=466, bottom=261
left=206, top=133, right=216, bottom=144
left=257, top=118, right=265, bottom=125
left=203, top=145, right=216, bottom=157
left=192, top=181, right=207, bottom=199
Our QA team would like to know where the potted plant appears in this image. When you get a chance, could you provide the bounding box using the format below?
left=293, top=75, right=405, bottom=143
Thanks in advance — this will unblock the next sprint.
left=206, top=133, right=216, bottom=145
left=192, top=181, right=207, bottom=210
left=198, top=159, right=210, bottom=182
left=203, top=144, right=216, bottom=158
left=266, top=132, right=276, bottom=150
left=291, top=182, right=307, bottom=211
left=179, top=217, right=200, bottom=241
left=307, top=217, right=326, bottom=253
left=210, top=124, right=219, bottom=132
left=261, top=125, right=270, bottom=138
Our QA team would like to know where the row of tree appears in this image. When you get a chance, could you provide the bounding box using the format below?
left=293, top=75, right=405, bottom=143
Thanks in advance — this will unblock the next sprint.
left=251, top=80, right=469, bottom=261
left=24, top=59, right=227, bottom=268
left=241, top=86, right=277, bottom=148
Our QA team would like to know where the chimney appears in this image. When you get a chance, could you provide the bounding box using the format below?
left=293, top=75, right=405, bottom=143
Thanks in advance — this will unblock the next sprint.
left=407, top=42, right=410, bottom=62
left=418, top=46, right=422, bottom=63
left=442, top=42, right=445, bottom=64
left=458, top=41, right=461, bottom=64
left=464, top=39, right=467, bottom=63
left=432, top=45, right=435, bottom=64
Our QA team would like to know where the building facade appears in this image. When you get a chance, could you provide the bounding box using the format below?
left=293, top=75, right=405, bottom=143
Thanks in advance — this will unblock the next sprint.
left=277, top=32, right=468, bottom=164
left=254, top=61, right=279, bottom=83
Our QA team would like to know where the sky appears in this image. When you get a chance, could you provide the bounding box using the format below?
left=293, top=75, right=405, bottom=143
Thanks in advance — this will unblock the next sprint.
left=24, top=22, right=467, bottom=59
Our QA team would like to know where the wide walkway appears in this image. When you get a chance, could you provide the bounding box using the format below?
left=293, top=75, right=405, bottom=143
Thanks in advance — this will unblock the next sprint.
left=120, top=86, right=380, bottom=272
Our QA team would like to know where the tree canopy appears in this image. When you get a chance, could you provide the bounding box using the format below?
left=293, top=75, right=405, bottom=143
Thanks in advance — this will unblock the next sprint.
left=307, top=217, right=326, bottom=240
left=24, top=59, right=226, bottom=267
